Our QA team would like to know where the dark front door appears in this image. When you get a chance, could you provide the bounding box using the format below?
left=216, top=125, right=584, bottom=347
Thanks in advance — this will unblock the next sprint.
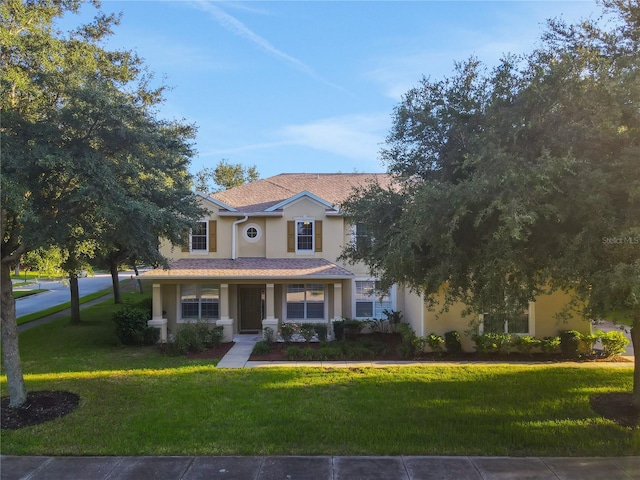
left=239, top=286, right=264, bottom=332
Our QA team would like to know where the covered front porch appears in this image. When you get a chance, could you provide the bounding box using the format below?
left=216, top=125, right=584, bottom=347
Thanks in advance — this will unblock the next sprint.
left=140, top=258, right=354, bottom=342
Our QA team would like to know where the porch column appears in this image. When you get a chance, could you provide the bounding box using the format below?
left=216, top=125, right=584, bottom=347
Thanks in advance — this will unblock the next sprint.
left=265, top=283, right=275, bottom=319
left=148, top=283, right=167, bottom=343
left=333, top=282, right=343, bottom=319
left=152, top=283, right=163, bottom=320
left=220, top=283, right=230, bottom=319
left=262, top=283, right=278, bottom=341
left=216, top=283, right=233, bottom=343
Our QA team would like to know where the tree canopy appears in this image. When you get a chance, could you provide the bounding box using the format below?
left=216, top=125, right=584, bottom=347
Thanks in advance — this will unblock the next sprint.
left=341, top=0, right=640, bottom=403
left=1, top=0, right=204, bottom=406
left=194, top=160, right=259, bottom=192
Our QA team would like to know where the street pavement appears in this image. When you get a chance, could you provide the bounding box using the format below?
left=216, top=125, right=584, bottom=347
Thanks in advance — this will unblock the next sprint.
left=14, top=272, right=136, bottom=318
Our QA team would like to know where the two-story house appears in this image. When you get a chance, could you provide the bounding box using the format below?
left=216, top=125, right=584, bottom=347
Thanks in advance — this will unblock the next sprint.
left=142, top=173, right=589, bottom=348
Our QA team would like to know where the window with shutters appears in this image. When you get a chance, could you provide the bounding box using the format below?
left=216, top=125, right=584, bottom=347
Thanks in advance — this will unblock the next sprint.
left=287, top=219, right=322, bottom=254
left=183, top=220, right=217, bottom=254
left=191, top=222, right=207, bottom=251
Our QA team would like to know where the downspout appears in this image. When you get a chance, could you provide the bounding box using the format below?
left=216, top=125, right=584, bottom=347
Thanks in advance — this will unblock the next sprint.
left=231, top=215, right=249, bottom=260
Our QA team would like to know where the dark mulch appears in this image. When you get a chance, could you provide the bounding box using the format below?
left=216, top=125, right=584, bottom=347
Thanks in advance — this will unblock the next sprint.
left=590, top=393, right=640, bottom=428
left=1, top=390, right=80, bottom=430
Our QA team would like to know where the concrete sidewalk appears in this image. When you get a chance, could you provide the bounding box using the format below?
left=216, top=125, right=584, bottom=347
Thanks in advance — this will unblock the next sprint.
left=2, top=455, right=639, bottom=480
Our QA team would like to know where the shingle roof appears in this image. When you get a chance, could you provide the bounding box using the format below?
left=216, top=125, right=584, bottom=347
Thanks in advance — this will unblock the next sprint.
left=141, top=258, right=355, bottom=280
left=210, top=173, right=392, bottom=213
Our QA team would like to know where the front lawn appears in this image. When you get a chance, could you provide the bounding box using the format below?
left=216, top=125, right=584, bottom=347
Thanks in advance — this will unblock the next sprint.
left=1, top=292, right=638, bottom=456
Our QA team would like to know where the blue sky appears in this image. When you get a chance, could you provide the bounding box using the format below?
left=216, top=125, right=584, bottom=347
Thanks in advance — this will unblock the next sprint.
left=63, top=1, right=600, bottom=179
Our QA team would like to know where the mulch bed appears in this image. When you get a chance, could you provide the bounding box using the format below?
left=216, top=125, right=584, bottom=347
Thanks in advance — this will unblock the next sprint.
left=185, top=341, right=235, bottom=359
left=590, top=393, right=640, bottom=428
left=1, top=390, right=80, bottom=430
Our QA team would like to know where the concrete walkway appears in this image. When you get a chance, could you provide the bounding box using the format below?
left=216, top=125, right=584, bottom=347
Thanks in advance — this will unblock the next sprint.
left=2, top=455, right=639, bottom=480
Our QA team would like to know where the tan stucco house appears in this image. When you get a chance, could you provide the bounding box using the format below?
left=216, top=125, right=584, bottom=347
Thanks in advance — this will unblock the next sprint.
left=142, top=173, right=589, bottom=349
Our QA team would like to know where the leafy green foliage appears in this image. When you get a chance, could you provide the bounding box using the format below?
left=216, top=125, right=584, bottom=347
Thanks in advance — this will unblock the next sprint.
left=340, top=0, right=640, bottom=403
left=597, top=330, right=630, bottom=358
left=472, top=333, right=512, bottom=355
left=113, top=306, right=159, bottom=346
left=252, top=340, right=272, bottom=356
left=540, top=336, right=561, bottom=354
left=166, top=323, right=224, bottom=356
left=513, top=336, right=541, bottom=355
left=193, top=160, right=259, bottom=193
left=426, top=333, right=445, bottom=354
left=444, top=331, right=463, bottom=354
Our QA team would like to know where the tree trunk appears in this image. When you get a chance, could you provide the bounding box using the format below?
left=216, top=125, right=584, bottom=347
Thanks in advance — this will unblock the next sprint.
left=110, top=259, right=121, bottom=304
left=69, top=273, right=81, bottom=324
left=632, top=316, right=640, bottom=409
left=133, top=264, right=143, bottom=294
left=0, top=263, right=27, bottom=407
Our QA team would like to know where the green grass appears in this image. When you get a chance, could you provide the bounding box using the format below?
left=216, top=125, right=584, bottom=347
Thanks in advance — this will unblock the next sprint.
left=1, top=292, right=638, bottom=456
left=606, top=309, right=636, bottom=327
left=13, top=289, right=47, bottom=299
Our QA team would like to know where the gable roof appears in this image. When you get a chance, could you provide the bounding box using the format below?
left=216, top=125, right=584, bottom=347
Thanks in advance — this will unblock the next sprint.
left=209, top=173, right=392, bottom=214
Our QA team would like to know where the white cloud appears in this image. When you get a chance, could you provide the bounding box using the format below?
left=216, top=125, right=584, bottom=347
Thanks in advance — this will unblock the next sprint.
left=279, top=114, right=389, bottom=162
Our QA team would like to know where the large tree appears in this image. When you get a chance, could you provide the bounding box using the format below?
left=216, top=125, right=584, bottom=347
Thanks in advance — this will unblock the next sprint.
left=194, top=159, right=259, bottom=193
left=1, top=1, right=202, bottom=405
left=342, top=0, right=640, bottom=405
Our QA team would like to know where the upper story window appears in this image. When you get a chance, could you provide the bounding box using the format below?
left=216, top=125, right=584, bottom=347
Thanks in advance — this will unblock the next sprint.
left=355, top=280, right=392, bottom=318
left=243, top=224, right=262, bottom=243
left=297, top=220, right=314, bottom=252
left=182, top=220, right=217, bottom=254
left=191, top=222, right=208, bottom=251
left=287, top=220, right=322, bottom=254
left=354, top=223, right=371, bottom=251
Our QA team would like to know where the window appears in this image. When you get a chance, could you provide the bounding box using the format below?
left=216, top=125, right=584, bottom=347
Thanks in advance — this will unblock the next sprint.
left=481, top=307, right=531, bottom=334
left=191, top=222, right=207, bottom=251
left=181, top=284, right=219, bottom=320
left=297, top=220, right=314, bottom=252
left=243, top=224, right=261, bottom=242
left=355, top=280, right=392, bottom=318
left=286, top=284, right=325, bottom=319
left=354, top=223, right=371, bottom=251
left=287, top=220, right=322, bottom=253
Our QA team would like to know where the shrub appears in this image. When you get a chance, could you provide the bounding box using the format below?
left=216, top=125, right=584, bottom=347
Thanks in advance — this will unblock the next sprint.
left=299, top=323, right=317, bottom=343
left=597, top=330, right=630, bottom=357
left=285, top=345, right=302, bottom=360
left=113, top=306, right=158, bottom=346
left=472, top=333, right=512, bottom=354
left=280, top=322, right=300, bottom=342
left=313, top=323, right=328, bottom=342
left=396, top=323, right=424, bottom=358
left=579, top=333, right=599, bottom=356
left=426, top=333, right=445, bottom=354
left=444, top=330, right=463, bottom=354
left=332, top=319, right=345, bottom=341
left=383, top=309, right=403, bottom=333
left=559, top=330, right=582, bottom=357
left=166, top=322, right=223, bottom=355
left=540, top=336, right=561, bottom=353
left=252, top=340, right=272, bottom=356
left=365, top=317, right=389, bottom=334
left=513, top=335, right=540, bottom=354
left=134, top=296, right=153, bottom=317
left=343, top=319, right=364, bottom=340
left=317, top=345, right=343, bottom=360
left=263, top=327, right=276, bottom=343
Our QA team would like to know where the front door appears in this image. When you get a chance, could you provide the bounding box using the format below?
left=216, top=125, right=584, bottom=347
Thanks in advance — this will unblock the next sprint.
left=239, top=286, right=264, bottom=332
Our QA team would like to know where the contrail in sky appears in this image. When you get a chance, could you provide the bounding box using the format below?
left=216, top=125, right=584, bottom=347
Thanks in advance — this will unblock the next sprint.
left=191, top=1, right=349, bottom=93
